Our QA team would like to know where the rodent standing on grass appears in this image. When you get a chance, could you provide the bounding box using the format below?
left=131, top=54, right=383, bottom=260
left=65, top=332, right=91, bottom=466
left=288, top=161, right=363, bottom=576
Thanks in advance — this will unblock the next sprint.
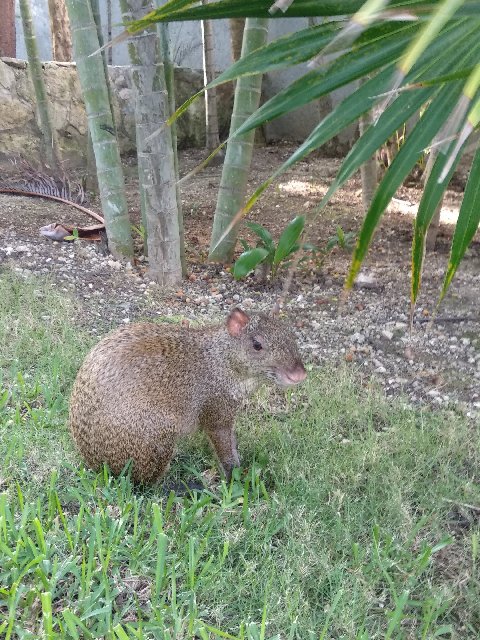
left=69, top=308, right=307, bottom=484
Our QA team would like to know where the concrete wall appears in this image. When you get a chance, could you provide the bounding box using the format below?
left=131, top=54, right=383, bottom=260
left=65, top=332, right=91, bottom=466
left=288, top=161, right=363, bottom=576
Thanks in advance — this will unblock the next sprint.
left=13, top=1, right=356, bottom=146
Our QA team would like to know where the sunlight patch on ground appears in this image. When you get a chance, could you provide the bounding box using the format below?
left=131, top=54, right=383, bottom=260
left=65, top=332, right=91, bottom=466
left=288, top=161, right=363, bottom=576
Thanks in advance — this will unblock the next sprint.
left=389, top=197, right=460, bottom=225
left=278, top=180, right=326, bottom=197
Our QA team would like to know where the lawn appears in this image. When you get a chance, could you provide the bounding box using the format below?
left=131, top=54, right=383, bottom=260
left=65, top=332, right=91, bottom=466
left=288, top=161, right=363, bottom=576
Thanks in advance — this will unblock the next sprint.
left=0, top=274, right=479, bottom=639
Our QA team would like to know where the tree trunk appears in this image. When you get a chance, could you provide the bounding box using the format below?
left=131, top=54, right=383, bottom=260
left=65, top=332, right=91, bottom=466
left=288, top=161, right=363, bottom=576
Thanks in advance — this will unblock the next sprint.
left=66, top=0, right=133, bottom=260
left=201, top=3, right=220, bottom=152
left=359, top=110, right=377, bottom=212
left=229, top=18, right=245, bottom=63
left=0, top=0, right=16, bottom=57
left=19, top=0, right=61, bottom=172
left=208, top=18, right=269, bottom=263
left=424, top=149, right=442, bottom=251
left=158, top=19, right=186, bottom=274
left=47, top=0, right=72, bottom=61
left=120, top=0, right=182, bottom=286
left=106, top=0, right=113, bottom=65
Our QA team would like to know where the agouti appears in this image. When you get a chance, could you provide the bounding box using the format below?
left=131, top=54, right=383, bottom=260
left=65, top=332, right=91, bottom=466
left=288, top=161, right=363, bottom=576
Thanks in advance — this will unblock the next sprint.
left=69, top=308, right=307, bottom=484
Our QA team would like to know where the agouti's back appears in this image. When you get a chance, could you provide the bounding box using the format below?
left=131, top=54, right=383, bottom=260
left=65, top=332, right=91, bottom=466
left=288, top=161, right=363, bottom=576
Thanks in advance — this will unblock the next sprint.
left=69, top=308, right=306, bottom=483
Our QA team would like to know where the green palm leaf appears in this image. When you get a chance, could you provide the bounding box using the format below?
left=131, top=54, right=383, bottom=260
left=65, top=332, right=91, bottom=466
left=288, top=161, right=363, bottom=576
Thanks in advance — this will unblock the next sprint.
left=411, top=148, right=464, bottom=314
left=346, top=81, right=464, bottom=289
left=240, top=19, right=476, bottom=215
left=439, top=147, right=480, bottom=303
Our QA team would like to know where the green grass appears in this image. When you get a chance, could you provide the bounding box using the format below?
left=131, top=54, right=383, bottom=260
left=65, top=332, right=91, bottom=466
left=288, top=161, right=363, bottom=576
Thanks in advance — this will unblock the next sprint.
left=0, top=273, right=479, bottom=639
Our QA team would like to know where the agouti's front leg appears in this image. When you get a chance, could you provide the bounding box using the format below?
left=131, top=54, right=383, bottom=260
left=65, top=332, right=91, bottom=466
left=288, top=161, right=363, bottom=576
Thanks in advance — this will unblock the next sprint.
left=207, top=426, right=240, bottom=480
left=200, top=404, right=240, bottom=480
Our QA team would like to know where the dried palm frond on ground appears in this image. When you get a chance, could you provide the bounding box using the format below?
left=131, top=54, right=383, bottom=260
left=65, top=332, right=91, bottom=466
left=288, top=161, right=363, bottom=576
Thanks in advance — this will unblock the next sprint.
left=0, top=159, right=105, bottom=241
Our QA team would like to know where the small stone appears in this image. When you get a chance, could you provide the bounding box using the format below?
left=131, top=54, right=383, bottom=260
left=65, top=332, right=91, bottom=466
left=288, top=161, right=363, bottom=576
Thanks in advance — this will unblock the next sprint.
left=350, top=332, right=365, bottom=344
left=355, top=273, right=378, bottom=289
left=381, top=330, right=394, bottom=341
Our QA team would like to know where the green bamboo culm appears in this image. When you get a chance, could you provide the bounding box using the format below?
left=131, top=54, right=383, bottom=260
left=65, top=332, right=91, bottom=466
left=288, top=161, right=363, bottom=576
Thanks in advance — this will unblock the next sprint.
left=208, top=18, right=269, bottom=263
left=158, top=18, right=186, bottom=275
left=89, top=0, right=116, bottom=127
left=65, top=0, right=134, bottom=259
left=19, top=0, right=61, bottom=171
left=119, top=0, right=182, bottom=285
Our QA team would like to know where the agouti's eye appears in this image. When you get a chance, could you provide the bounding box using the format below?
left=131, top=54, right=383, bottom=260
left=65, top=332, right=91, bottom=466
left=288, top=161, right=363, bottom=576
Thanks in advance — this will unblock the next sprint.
left=252, top=339, right=263, bottom=351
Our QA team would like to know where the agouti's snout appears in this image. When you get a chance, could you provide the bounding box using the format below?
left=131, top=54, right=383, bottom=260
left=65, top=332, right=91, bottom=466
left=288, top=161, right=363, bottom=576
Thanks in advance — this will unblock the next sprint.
left=279, top=362, right=307, bottom=386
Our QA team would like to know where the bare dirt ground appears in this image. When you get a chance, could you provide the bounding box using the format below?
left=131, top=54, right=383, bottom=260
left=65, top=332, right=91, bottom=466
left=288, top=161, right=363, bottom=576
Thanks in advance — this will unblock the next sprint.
left=1, top=145, right=480, bottom=415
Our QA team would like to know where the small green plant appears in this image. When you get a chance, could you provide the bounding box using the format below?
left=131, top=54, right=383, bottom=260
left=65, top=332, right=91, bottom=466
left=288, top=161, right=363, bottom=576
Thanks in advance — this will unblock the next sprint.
left=329, top=226, right=356, bottom=253
left=303, top=226, right=356, bottom=271
left=131, top=223, right=146, bottom=242
left=233, top=216, right=305, bottom=280
left=63, top=227, right=79, bottom=242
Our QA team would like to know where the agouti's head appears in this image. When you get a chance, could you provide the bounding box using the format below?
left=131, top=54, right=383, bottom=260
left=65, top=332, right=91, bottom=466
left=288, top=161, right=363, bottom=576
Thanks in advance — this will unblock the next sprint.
left=226, top=308, right=307, bottom=387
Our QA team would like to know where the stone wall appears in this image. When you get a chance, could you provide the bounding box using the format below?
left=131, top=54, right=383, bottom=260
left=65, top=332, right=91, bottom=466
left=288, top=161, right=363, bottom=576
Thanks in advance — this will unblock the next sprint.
left=0, top=57, right=233, bottom=167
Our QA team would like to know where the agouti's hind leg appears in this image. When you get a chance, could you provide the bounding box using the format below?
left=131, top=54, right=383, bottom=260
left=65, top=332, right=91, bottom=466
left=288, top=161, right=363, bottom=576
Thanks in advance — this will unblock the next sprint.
left=131, top=421, right=176, bottom=484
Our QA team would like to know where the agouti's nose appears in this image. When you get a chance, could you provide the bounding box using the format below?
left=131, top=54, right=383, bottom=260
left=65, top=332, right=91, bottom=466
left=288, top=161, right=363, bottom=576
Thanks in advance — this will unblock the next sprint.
left=285, top=363, right=307, bottom=384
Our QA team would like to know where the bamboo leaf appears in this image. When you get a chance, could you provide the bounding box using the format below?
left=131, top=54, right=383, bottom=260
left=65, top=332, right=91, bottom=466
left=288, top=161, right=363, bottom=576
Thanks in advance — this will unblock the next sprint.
left=273, top=216, right=305, bottom=266
left=233, top=248, right=270, bottom=279
left=346, top=81, right=464, bottom=289
left=439, top=146, right=480, bottom=302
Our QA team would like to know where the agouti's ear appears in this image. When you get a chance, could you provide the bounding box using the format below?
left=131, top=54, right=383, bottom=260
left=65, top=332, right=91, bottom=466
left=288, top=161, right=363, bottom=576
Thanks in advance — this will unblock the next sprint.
left=226, top=308, right=250, bottom=337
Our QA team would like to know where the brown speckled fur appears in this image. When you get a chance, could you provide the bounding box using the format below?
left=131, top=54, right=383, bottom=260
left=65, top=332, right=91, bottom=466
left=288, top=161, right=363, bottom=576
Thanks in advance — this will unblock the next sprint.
left=69, top=309, right=306, bottom=484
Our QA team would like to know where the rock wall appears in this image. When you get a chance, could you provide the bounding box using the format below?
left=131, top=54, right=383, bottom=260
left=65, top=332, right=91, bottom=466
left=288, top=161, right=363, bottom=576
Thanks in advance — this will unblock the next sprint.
left=0, top=57, right=233, bottom=167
